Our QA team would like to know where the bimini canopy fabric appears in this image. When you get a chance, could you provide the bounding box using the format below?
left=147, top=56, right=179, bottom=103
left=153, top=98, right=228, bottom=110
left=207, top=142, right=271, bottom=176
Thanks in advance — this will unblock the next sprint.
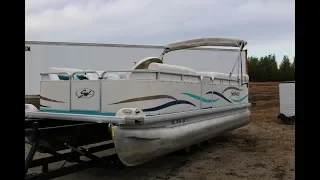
left=164, top=38, right=247, bottom=53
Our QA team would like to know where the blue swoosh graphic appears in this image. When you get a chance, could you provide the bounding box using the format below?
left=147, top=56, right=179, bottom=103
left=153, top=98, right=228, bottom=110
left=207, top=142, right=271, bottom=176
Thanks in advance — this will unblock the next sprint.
left=205, top=91, right=232, bottom=103
left=181, top=93, right=219, bottom=103
left=142, top=100, right=196, bottom=112
left=40, top=104, right=51, bottom=108
left=230, top=95, right=248, bottom=102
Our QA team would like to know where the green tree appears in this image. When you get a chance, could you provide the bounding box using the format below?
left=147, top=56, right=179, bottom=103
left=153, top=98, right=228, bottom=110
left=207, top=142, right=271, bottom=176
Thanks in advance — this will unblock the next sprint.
left=291, top=57, right=295, bottom=79
left=248, top=56, right=259, bottom=81
left=247, top=54, right=294, bottom=82
left=279, top=55, right=294, bottom=81
left=292, top=57, right=295, bottom=68
left=256, top=54, right=279, bottom=81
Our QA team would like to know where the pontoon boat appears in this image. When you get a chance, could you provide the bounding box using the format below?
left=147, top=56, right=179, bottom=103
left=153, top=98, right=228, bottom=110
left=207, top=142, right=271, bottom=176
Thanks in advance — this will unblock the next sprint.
left=25, top=38, right=251, bottom=179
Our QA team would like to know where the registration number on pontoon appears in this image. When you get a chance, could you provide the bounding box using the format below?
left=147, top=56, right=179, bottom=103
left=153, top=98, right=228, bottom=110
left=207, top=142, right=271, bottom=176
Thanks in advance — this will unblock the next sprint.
left=171, top=118, right=187, bottom=125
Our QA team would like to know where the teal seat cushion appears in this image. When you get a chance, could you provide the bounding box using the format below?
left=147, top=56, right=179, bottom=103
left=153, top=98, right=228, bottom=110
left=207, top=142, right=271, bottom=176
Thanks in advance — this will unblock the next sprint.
left=58, top=74, right=88, bottom=80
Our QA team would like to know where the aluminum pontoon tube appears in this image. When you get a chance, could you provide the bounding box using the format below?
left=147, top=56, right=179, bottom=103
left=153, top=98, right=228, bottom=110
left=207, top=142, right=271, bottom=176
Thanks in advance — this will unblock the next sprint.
left=112, top=108, right=251, bottom=166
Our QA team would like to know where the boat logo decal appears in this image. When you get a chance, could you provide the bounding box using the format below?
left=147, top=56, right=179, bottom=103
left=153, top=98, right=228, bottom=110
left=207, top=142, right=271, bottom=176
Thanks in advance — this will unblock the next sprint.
left=75, top=88, right=95, bottom=99
left=230, top=90, right=240, bottom=97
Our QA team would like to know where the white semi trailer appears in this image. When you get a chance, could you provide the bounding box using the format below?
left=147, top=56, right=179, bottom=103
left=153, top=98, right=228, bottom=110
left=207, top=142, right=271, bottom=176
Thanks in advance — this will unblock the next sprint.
left=25, top=41, right=248, bottom=95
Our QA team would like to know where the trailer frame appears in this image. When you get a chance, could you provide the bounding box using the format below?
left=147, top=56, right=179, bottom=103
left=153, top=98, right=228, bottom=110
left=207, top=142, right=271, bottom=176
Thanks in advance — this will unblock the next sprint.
left=25, top=120, right=121, bottom=180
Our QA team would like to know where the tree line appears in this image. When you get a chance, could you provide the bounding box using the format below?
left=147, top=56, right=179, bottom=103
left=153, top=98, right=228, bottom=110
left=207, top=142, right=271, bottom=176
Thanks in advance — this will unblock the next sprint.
left=247, top=54, right=295, bottom=82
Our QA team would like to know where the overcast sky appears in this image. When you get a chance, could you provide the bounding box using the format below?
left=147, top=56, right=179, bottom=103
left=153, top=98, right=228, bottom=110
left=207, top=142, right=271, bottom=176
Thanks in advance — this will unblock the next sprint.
left=26, top=0, right=295, bottom=64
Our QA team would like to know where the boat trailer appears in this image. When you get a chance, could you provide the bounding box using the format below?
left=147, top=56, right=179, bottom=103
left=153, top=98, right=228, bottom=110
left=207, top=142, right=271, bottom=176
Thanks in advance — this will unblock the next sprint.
left=25, top=119, right=122, bottom=180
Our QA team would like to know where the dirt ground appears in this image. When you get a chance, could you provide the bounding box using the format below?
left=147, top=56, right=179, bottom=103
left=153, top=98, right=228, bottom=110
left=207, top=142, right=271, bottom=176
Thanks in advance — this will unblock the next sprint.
left=25, top=82, right=295, bottom=180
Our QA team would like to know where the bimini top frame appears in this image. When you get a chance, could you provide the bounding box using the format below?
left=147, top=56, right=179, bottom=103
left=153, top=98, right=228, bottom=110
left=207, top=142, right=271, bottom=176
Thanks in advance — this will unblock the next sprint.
left=159, top=38, right=247, bottom=58
left=159, top=37, right=248, bottom=85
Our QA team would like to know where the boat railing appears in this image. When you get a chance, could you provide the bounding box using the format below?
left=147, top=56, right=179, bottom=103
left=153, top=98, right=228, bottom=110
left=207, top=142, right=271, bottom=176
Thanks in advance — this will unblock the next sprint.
left=40, top=72, right=71, bottom=80
left=40, top=70, right=245, bottom=111
left=71, top=71, right=101, bottom=80
left=41, top=69, right=241, bottom=83
left=101, top=69, right=202, bottom=82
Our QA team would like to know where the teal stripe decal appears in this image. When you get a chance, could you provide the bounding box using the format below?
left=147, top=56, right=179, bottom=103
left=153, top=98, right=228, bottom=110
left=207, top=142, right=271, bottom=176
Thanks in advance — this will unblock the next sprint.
left=182, top=92, right=248, bottom=103
left=181, top=93, right=219, bottom=103
left=230, top=95, right=248, bottom=102
left=39, top=109, right=116, bottom=116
